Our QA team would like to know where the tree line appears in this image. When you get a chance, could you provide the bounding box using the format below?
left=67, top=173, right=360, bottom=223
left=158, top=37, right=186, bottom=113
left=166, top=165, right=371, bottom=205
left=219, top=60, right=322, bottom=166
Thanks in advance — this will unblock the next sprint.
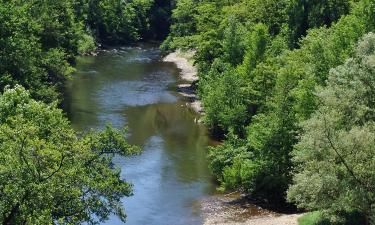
left=163, top=0, right=375, bottom=224
left=0, top=0, right=172, bottom=103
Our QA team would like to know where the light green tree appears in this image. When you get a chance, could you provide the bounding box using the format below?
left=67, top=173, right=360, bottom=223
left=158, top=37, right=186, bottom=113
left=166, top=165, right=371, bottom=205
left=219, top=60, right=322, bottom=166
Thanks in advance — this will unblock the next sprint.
left=222, top=16, right=245, bottom=66
left=288, top=33, right=375, bottom=224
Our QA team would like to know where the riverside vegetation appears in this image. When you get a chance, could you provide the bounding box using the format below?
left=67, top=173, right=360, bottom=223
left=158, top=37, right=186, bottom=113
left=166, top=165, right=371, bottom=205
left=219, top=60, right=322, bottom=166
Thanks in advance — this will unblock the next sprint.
left=162, top=0, right=375, bottom=224
left=1, top=0, right=375, bottom=224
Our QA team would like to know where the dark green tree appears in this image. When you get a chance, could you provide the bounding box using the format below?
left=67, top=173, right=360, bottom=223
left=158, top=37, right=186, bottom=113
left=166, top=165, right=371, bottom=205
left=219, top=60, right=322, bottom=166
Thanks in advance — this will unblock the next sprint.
left=288, top=0, right=353, bottom=45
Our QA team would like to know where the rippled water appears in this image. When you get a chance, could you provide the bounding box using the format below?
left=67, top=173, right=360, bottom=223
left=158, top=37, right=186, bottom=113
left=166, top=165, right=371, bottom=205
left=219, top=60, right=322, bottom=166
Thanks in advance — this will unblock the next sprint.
left=63, top=44, right=216, bottom=225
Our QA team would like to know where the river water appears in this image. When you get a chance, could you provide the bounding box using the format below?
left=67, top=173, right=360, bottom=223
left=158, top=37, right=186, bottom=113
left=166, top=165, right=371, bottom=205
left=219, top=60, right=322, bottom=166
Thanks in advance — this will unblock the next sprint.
left=63, top=44, right=217, bottom=225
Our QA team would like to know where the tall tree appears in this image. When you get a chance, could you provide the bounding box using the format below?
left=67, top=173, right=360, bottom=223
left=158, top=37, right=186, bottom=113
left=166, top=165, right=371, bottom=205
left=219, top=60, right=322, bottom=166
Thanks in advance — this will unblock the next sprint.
left=288, top=33, right=375, bottom=224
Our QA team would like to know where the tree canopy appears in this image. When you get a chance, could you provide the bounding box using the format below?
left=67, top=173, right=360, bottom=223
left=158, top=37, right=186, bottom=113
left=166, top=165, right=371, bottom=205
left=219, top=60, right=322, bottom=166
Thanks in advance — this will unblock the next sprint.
left=288, top=32, right=375, bottom=224
left=0, top=0, right=172, bottom=102
left=0, top=86, right=139, bottom=224
left=165, top=0, right=375, bottom=222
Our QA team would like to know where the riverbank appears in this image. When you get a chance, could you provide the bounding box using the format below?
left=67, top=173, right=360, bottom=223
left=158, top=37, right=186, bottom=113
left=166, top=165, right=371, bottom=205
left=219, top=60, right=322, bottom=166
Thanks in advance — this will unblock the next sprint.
left=163, top=50, right=203, bottom=114
left=201, top=193, right=302, bottom=225
left=164, top=49, right=302, bottom=225
left=206, top=214, right=301, bottom=225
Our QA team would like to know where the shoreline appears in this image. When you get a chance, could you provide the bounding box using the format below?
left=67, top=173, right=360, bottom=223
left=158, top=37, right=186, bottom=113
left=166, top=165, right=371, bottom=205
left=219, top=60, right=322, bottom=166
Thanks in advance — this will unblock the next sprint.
left=163, top=50, right=203, bottom=114
left=165, top=49, right=302, bottom=225
left=201, top=193, right=302, bottom=225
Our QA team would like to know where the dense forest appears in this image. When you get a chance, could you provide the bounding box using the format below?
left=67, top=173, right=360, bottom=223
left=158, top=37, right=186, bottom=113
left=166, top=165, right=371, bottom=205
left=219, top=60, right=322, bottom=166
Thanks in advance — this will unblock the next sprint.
left=1, top=0, right=375, bottom=224
left=0, top=0, right=172, bottom=103
left=163, top=0, right=375, bottom=224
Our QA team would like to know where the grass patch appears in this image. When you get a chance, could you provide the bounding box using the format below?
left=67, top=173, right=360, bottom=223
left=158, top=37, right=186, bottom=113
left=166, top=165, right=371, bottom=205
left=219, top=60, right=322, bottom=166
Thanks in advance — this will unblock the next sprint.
left=298, top=211, right=330, bottom=225
left=298, top=211, right=366, bottom=225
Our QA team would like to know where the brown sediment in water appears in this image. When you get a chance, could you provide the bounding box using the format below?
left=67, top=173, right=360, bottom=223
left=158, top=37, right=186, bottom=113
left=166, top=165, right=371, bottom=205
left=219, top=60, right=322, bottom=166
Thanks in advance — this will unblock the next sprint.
left=163, top=50, right=203, bottom=114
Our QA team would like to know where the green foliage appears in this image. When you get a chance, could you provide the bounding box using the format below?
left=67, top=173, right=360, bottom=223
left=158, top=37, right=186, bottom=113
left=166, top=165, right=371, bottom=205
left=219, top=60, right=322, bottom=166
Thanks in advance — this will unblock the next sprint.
left=77, top=33, right=96, bottom=54
left=221, top=158, right=262, bottom=193
left=222, top=17, right=246, bottom=66
left=287, top=0, right=353, bottom=46
left=201, top=63, right=249, bottom=136
left=288, top=33, right=375, bottom=224
left=239, top=0, right=289, bottom=36
left=0, top=0, right=173, bottom=102
left=87, top=0, right=148, bottom=43
left=298, top=212, right=331, bottom=225
left=0, top=0, right=79, bottom=102
left=298, top=211, right=366, bottom=225
left=238, top=23, right=270, bottom=76
left=0, top=86, right=139, bottom=224
left=208, top=132, right=248, bottom=177
left=167, top=1, right=375, bottom=216
left=170, top=0, right=197, bottom=37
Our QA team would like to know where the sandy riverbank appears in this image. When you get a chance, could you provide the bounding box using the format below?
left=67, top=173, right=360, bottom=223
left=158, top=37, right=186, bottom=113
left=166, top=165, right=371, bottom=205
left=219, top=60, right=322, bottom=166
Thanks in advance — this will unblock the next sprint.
left=201, top=193, right=302, bottom=225
left=163, top=50, right=198, bottom=82
left=205, top=213, right=301, bottom=225
left=163, top=50, right=203, bottom=114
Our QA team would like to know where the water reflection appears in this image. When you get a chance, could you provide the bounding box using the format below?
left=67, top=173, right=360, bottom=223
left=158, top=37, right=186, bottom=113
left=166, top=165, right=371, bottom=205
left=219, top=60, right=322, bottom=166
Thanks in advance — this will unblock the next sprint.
left=63, top=44, right=216, bottom=225
left=124, top=103, right=213, bottom=183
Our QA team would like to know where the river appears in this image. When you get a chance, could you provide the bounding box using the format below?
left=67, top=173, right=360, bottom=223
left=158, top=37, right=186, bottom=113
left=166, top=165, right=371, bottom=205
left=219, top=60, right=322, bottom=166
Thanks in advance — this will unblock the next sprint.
left=63, top=44, right=217, bottom=225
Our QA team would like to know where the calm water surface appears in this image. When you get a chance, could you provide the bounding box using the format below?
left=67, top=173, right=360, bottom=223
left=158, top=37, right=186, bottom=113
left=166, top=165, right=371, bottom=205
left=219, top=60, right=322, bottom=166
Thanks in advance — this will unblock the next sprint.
left=63, top=44, right=216, bottom=225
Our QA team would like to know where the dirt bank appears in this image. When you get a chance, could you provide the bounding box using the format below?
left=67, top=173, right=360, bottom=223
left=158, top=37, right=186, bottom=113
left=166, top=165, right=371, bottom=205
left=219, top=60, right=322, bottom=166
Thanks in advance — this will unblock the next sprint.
left=201, top=193, right=302, bottom=225
left=163, top=50, right=198, bottom=82
left=163, top=50, right=203, bottom=114
left=205, top=213, right=301, bottom=225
